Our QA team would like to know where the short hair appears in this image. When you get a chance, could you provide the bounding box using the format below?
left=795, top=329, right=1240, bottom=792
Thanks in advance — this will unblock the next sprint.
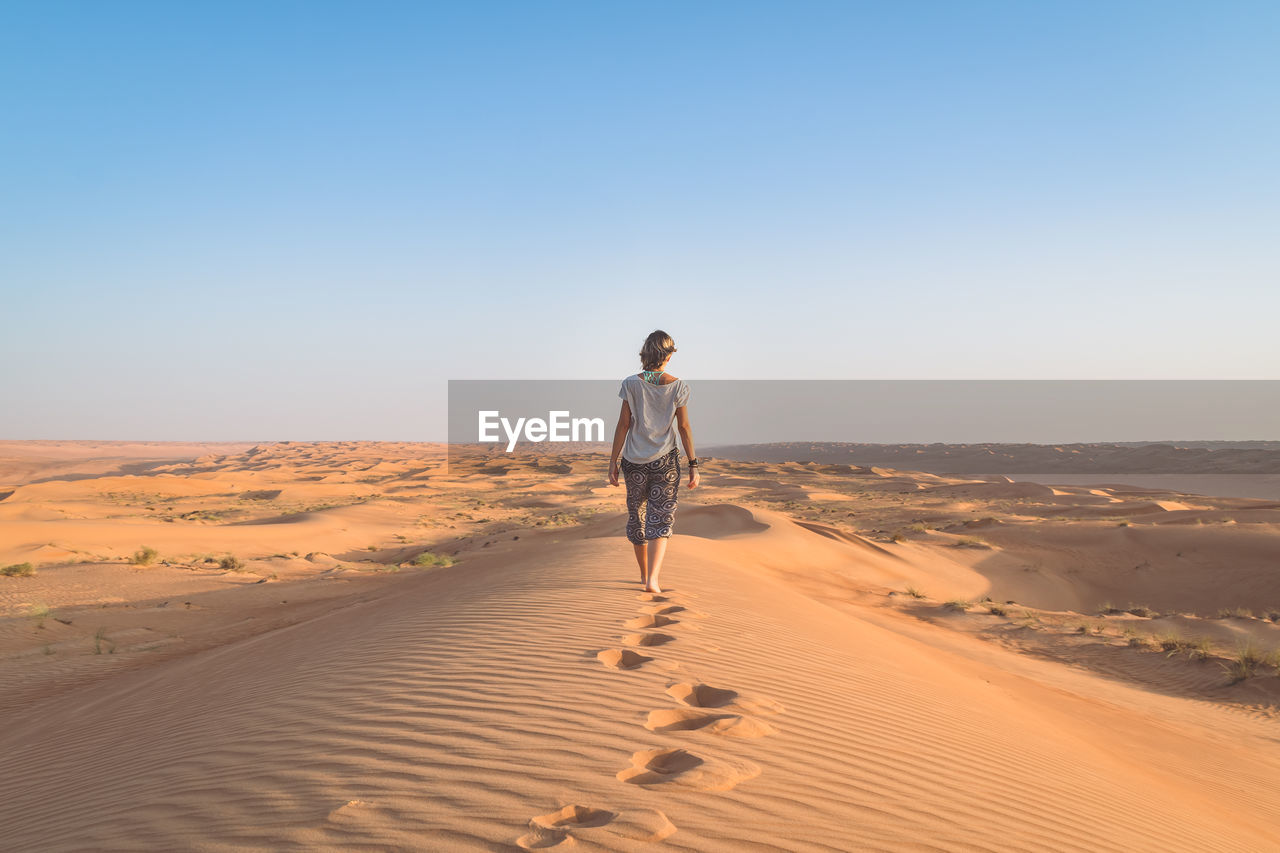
left=639, top=330, right=677, bottom=370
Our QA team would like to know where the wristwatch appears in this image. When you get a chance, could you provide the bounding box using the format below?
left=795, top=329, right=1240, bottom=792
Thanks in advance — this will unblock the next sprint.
left=688, top=457, right=699, bottom=467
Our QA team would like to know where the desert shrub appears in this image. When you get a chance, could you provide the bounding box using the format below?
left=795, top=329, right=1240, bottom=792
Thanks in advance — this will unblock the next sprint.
left=93, top=627, right=114, bottom=655
left=28, top=603, right=52, bottom=627
left=413, top=552, right=455, bottom=568
left=905, top=586, right=925, bottom=599
left=132, top=546, right=158, bottom=566
left=1, top=562, right=35, bottom=578
left=987, top=604, right=1007, bottom=617
left=943, top=599, right=970, bottom=611
left=1176, top=637, right=1214, bottom=661
left=219, top=555, right=244, bottom=572
left=1224, top=643, right=1265, bottom=684
left=1126, top=604, right=1154, bottom=618
left=1158, top=633, right=1215, bottom=660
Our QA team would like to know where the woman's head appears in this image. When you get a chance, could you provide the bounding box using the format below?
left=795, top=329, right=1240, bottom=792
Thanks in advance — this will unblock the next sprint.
left=639, top=330, right=677, bottom=370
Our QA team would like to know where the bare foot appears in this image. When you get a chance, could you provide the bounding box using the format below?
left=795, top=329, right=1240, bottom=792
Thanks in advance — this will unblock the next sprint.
left=644, top=583, right=663, bottom=594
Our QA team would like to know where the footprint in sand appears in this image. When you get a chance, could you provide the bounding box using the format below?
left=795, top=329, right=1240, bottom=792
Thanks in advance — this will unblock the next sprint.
left=624, top=614, right=678, bottom=630
left=665, top=682, right=737, bottom=707
left=644, top=707, right=776, bottom=738
left=666, top=682, right=785, bottom=715
left=597, top=649, right=653, bottom=670
left=516, top=803, right=676, bottom=849
left=616, top=747, right=760, bottom=791
left=641, top=604, right=687, bottom=616
left=623, top=632, right=676, bottom=648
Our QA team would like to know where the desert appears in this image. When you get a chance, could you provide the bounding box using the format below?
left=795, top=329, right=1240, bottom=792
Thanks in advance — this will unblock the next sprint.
left=7, top=2, right=1278, bottom=849
left=1, top=440, right=1278, bottom=850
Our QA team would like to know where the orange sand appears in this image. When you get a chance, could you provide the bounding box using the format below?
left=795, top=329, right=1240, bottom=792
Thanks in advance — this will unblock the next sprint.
left=1, top=441, right=1278, bottom=850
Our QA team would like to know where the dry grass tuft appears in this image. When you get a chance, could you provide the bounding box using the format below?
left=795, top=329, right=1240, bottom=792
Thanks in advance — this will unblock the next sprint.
left=1224, top=643, right=1267, bottom=684
left=413, top=551, right=456, bottom=568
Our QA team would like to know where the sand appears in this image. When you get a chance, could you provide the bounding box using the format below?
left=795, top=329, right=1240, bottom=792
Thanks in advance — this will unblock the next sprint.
left=1, top=441, right=1279, bottom=851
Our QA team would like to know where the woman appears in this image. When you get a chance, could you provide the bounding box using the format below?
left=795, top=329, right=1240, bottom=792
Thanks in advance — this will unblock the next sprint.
left=608, top=330, right=699, bottom=593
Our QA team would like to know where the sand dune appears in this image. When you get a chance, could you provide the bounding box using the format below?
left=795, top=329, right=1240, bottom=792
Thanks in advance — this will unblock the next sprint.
left=708, top=441, right=1280, bottom=475
left=2, top=442, right=1279, bottom=850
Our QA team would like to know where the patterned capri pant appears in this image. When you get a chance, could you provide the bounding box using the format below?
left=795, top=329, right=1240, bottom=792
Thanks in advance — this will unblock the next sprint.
left=620, top=447, right=681, bottom=545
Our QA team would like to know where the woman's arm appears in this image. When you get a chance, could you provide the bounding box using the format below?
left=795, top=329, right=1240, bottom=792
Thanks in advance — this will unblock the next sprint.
left=608, top=400, right=631, bottom=486
left=675, top=405, right=699, bottom=489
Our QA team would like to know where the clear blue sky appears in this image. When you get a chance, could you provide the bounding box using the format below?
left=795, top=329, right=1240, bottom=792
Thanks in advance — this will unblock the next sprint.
left=2, top=1, right=1277, bottom=440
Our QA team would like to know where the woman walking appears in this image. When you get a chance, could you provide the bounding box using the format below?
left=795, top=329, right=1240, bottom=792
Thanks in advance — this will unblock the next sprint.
left=608, top=330, right=700, bottom=593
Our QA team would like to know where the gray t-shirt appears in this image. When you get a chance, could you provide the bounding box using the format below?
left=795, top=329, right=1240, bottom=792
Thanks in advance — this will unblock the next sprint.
left=619, top=374, right=691, bottom=463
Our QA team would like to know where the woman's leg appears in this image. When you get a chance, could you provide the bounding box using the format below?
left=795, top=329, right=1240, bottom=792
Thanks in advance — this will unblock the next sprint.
left=643, top=450, right=681, bottom=593
left=632, top=542, right=648, bottom=584
left=622, top=458, right=649, bottom=585
left=645, top=537, right=668, bottom=593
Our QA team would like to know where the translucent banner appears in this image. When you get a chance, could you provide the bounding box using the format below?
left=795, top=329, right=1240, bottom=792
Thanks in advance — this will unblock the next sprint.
left=446, top=380, right=1280, bottom=477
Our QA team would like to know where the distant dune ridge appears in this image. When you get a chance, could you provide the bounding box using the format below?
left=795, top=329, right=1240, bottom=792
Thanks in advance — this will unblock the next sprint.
left=1, top=441, right=1279, bottom=850
left=706, top=441, right=1280, bottom=473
